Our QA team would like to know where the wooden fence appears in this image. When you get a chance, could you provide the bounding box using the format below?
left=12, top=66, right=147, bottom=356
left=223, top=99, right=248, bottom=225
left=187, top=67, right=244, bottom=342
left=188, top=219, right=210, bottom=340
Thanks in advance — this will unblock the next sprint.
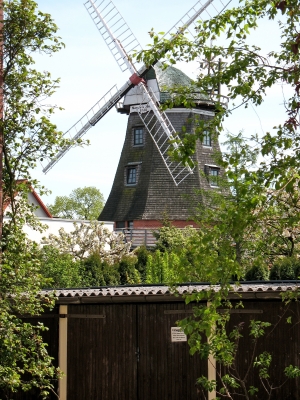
left=116, top=228, right=158, bottom=248
left=2, top=284, right=300, bottom=400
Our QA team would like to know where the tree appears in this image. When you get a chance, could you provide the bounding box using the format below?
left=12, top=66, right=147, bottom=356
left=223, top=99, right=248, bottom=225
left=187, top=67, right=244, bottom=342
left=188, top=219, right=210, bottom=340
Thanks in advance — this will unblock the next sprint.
left=0, top=0, right=85, bottom=396
left=138, top=2, right=300, bottom=396
left=48, top=186, right=105, bottom=220
left=2, top=0, right=79, bottom=222
left=42, top=221, right=132, bottom=263
left=155, top=133, right=300, bottom=397
left=0, top=222, right=61, bottom=398
left=39, top=245, right=82, bottom=288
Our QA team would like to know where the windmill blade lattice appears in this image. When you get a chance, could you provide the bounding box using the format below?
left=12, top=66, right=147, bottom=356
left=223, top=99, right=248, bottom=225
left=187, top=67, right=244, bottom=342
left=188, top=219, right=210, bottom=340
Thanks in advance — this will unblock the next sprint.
left=43, top=84, right=125, bottom=173
left=82, top=0, right=195, bottom=185
left=162, top=0, right=232, bottom=42
left=137, top=87, right=194, bottom=186
left=84, top=0, right=143, bottom=73
left=83, top=0, right=195, bottom=184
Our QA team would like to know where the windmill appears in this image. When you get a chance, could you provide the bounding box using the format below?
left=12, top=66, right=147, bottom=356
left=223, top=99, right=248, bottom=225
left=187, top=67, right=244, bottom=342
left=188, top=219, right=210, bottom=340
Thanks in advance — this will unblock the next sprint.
left=43, top=0, right=230, bottom=231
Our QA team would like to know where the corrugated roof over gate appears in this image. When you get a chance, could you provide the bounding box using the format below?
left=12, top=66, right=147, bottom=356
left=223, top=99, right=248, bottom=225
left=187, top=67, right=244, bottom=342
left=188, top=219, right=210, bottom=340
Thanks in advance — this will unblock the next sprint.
left=43, top=281, right=300, bottom=304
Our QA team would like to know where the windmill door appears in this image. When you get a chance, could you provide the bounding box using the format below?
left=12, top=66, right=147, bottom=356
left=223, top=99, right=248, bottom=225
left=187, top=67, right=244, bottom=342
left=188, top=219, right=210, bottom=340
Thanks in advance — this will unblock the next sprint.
left=66, top=303, right=206, bottom=400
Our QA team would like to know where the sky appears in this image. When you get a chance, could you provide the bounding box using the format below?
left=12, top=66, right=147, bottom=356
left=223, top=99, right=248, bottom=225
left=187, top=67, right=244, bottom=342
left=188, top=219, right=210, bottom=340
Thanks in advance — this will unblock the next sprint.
left=34, top=0, right=289, bottom=206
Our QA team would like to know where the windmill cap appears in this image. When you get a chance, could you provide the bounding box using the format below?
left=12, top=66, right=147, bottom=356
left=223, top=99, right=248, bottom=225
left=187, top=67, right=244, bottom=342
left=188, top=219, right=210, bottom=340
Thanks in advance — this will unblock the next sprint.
left=151, top=64, right=209, bottom=103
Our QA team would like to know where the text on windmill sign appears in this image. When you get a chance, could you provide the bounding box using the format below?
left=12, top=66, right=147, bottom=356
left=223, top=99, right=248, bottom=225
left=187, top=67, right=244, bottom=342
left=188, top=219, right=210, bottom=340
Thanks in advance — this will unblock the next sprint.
left=171, top=327, right=187, bottom=342
left=130, top=105, right=151, bottom=114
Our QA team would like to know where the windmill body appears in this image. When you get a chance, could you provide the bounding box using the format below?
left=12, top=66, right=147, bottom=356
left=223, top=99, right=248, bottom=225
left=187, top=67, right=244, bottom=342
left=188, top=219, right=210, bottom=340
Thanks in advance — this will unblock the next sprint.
left=43, top=0, right=230, bottom=233
left=100, top=65, right=224, bottom=229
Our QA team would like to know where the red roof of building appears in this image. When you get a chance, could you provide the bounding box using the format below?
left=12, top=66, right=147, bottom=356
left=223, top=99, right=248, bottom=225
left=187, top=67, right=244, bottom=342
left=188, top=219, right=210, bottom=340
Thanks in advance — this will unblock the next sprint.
left=3, top=180, right=52, bottom=218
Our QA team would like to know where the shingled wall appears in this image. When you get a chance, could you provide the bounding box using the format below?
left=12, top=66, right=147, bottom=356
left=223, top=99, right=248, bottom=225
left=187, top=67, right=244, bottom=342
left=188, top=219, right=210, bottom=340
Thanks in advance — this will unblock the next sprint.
left=99, top=107, right=224, bottom=224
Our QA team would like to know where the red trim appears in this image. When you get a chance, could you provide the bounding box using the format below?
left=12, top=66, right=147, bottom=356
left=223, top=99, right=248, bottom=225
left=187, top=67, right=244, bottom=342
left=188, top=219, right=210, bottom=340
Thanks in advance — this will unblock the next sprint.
left=3, top=180, right=52, bottom=218
left=30, top=188, right=52, bottom=218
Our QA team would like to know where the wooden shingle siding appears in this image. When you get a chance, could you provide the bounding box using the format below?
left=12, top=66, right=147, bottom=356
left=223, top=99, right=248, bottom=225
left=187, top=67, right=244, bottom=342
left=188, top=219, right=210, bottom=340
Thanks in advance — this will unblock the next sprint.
left=99, top=109, right=224, bottom=223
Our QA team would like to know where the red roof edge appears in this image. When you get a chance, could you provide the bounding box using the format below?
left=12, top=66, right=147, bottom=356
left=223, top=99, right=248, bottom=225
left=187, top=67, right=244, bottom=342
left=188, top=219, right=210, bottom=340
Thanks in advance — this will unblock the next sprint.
left=3, top=180, right=53, bottom=218
left=30, top=187, right=53, bottom=218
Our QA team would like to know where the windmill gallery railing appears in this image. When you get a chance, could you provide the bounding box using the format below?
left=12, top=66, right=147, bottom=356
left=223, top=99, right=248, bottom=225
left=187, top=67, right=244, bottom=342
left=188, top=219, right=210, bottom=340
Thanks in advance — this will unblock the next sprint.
left=115, top=228, right=159, bottom=248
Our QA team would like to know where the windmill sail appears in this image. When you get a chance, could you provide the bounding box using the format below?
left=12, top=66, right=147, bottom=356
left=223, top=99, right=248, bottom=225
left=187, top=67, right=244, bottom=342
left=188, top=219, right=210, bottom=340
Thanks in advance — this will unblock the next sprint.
left=162, top=0, right=232, bottom=42
left=84, top=0, right=143, bottom=73
left=43, top=85, right=127, bottom=173
left=83, top=0, right=194, bottom=185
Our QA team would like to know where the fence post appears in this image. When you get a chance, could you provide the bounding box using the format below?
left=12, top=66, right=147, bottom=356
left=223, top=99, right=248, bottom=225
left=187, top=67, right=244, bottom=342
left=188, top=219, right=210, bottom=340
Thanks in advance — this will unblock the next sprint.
left=207, top=301, right=216, bottom=400
left=59, top=305, right=68, bottom=400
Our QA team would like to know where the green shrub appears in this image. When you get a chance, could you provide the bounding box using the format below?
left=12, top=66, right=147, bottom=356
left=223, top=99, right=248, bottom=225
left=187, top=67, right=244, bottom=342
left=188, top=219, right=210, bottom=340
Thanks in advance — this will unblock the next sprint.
left=292, top=258, right=300, bottom=279
left=118, top=254, right=141, bottom=285
left=153, top=225, right=196, bottom=252
left=269, top=264, right=281, bottom=280
left=134, top=246, right=151, bottom=281
left=144, top=250, right=182, bottom=284
left=81, top=253, right=120, bottom=286
left=245, top=264, right=269, bottom=281
left=145, top=250, right=165, bottom=284
left=270, top=257, right=296, bottom=280
left=39, top=246, right=81, bottom=288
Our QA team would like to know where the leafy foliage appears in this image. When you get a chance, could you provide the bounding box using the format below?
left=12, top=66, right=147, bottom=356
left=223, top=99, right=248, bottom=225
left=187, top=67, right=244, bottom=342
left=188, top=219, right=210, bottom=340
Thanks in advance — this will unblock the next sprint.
left=80, top=253, right=120, bottom=287
left=41, top=223, right=140, bottom=287
left=144, top=250, right=180, bottom=284
left=269, top=256, right=300, bottom=280
left=181, top=298, right=300, bottom=399
left=48, top=186, right=105, bottom=220
left=2, top=0, right=85, bottom=223
left=39, top=246, right=82, bottom=288
left=133, top=245, right=150, bottom=281
left=244, top=264, right=270, bottom=281
left=153, top=224, right=196, bottom=252
left=118, top=254, right=141, bottom=285
left=39, top=248, right=141, bottom=288
left=137, top=3, right=300, bottom=395
left=0, top=223, right=60, bottom=397
left=0, top=0, right=84, bottom=396
left=139, top=0, right=300, bottom=192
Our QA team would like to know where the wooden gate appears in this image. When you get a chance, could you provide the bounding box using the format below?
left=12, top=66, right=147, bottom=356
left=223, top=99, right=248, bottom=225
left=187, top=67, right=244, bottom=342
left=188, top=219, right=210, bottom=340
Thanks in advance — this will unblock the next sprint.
left=67, top=304, right=137, bottom=400
left=67, top=302, right=206, bottom=400
left=137, top=303, right=205, bottom=400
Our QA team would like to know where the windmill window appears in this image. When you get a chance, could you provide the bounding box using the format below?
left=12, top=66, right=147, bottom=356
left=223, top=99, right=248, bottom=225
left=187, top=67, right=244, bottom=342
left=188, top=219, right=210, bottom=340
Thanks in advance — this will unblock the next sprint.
left=205, top=164, right=220, bottom=187
left=134, top=127, right=144, bottom=146
left=209, top=167, right=219, bottom=187
left=203, top=130, right=211, bottom=147
left=125, top=162, right=142, bottom=186
left=127, top=167, right=137, bottom=185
